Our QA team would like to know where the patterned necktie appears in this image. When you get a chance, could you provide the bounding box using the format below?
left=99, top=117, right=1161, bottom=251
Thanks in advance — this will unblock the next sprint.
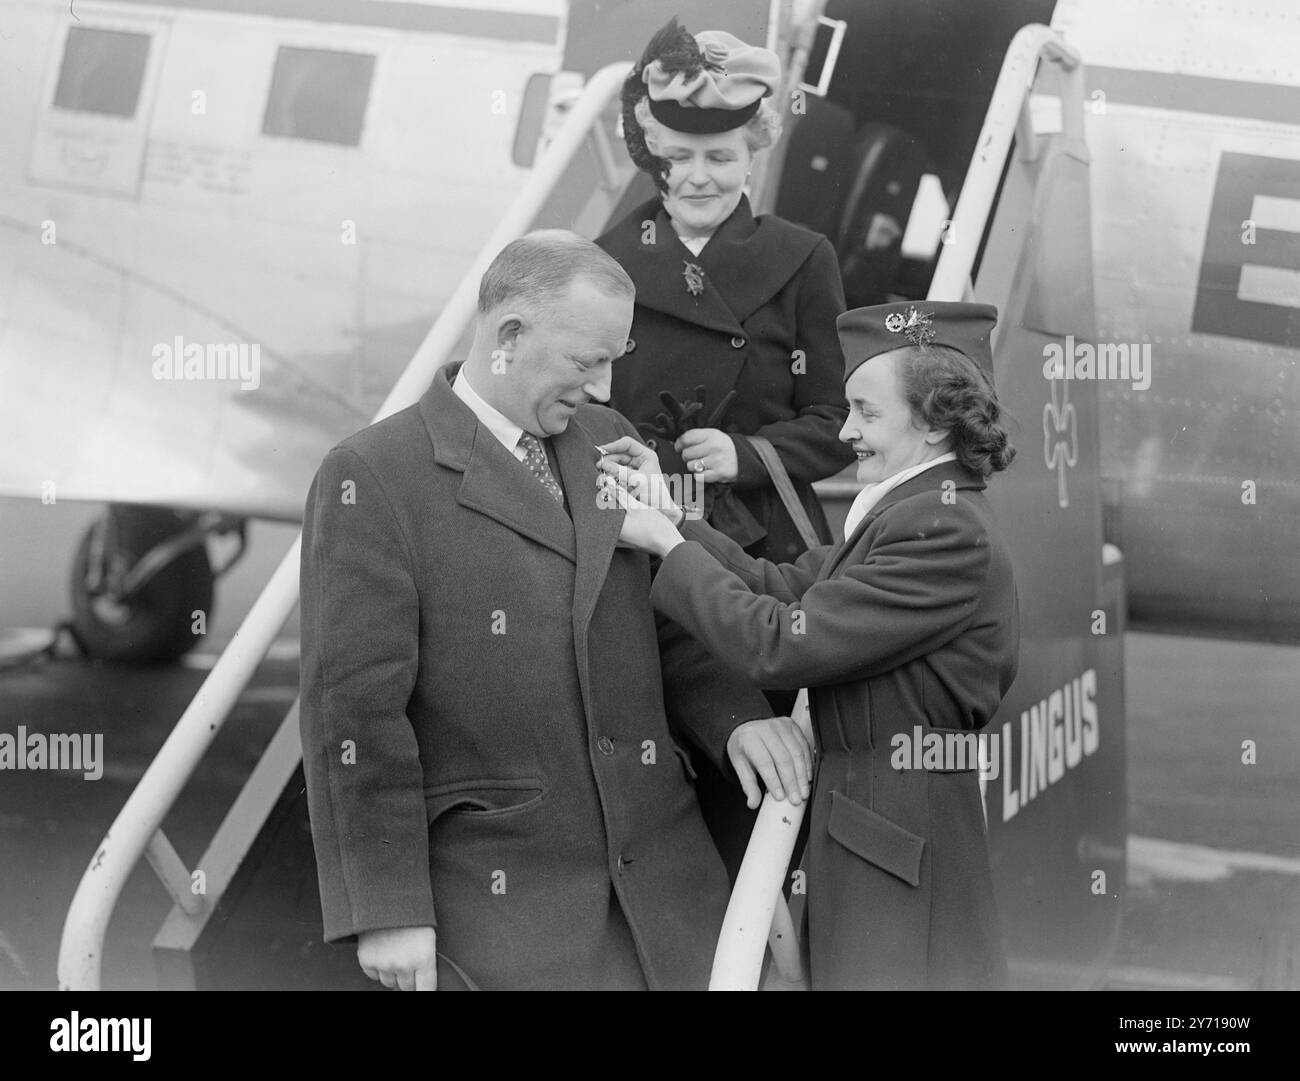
left=517, top=432, right=565, bottom=506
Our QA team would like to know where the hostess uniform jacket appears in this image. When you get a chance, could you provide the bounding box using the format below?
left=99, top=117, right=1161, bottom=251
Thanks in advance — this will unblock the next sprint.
left=651, top=460, right=1020, bottom=990
left=298, top=363, right=773, bottom=991
left=597, top=196, right=855, bottom=563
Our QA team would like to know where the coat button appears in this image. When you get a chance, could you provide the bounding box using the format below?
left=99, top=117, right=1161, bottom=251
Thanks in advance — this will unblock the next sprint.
left=617, top=854, right=626, bottom=873
left=730, top=336, right=746, bottom=349
left=625, top=337, right=636, bottom=353
left=597, top=736, right=614, bottom=756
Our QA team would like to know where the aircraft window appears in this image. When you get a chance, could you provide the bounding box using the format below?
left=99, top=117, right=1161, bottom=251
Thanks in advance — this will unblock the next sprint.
left=262, top=47, right=375, bottom=147
left=52, top=27, right=151, bottom=118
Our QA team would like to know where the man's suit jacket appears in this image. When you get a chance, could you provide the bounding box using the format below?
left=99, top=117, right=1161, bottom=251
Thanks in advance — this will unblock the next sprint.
left=651, top=460, right=1020, bottom=990
left=298, top=363, right=772, bottom=990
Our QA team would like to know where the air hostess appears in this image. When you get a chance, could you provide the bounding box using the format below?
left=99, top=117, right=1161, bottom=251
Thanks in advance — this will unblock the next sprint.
left=601, top=301, right=1021, bottom=990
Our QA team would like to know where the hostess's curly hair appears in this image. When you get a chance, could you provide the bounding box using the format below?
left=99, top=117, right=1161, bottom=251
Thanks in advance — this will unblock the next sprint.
left=621, top=17, right=780, bottom=193
left=898, top=344, right=1016, bottom=477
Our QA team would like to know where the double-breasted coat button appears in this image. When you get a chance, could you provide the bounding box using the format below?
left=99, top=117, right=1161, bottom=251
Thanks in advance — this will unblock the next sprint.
left=597, top=735, right=615, bottom=756
left=730, top=335, right=746, bottom=349
left=625, top=338, right=636, bottom=353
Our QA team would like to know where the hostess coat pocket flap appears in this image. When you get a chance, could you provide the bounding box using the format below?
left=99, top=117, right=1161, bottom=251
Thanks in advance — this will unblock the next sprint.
left=826, top=790, right=925, bottom=887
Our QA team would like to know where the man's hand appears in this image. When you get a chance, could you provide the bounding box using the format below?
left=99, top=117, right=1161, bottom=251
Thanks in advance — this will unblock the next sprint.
left=676, top=428, right=739, bottom=484
left=727, top=717, right=814, bottom=810
left=357, top=925, right=438, bottom=991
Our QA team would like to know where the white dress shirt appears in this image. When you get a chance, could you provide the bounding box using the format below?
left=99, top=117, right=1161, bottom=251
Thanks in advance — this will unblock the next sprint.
left=842, top=452, right=958, bottom=541
left=452, top=367, right=526, bottom=461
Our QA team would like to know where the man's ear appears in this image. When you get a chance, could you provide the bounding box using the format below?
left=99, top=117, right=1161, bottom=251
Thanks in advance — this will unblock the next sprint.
left=495, top=312, right=525, bottom=354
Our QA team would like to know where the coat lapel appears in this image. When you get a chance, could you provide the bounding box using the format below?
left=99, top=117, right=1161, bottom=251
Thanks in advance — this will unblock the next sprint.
left=696, top=196, right=822, bottom=324
left=599, top=196, right=823, bottom=334
left=602, top=199, right=743, bottom=337
left=820, top=462, right=988, bottom=581
left=419, top=364, right=576, bottom=563
left=554, top=414, right=624, bottom=648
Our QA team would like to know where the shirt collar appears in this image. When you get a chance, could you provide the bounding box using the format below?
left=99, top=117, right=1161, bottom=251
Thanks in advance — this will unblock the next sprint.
left=452, top=366, right=525, bottom=455
left=842, top=452, right=959, bottom=541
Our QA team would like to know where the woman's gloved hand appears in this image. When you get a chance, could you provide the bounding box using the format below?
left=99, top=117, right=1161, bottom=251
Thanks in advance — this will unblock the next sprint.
left=635, top=385, right=737, bottom=444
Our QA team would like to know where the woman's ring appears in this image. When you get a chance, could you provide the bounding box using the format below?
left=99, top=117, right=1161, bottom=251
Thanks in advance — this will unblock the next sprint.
left=693, top=460, right=705, bottom=473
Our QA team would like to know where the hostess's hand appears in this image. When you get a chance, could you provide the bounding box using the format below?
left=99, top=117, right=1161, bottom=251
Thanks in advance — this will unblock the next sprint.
left=597, top=436, right=684, bottom=525
left=597, top=461, right=684, bottom=525
left=597, top=434, right=662, bottom=476
left=676, top=428, right=738, bottom=484
left=599, top=473, right=685, bottom=558
left=727, top=717, right=814, bottom=809
left=357, top=925, right=437, bottom=991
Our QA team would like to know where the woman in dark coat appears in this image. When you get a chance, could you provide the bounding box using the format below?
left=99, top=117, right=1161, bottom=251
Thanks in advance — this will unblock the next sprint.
left=602, top=300, right=1021, bottom=990
left=597, top=19, right=854, bottom=877
left=596, top=18, right=854, bottom=566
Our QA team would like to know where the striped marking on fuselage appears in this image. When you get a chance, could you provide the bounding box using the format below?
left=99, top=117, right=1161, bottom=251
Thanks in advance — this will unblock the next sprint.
left=100, top=0, right=561, bottom=43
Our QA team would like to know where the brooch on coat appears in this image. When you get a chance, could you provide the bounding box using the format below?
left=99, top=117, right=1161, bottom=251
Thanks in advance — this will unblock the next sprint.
left=682, top=260, right=705, bottom=297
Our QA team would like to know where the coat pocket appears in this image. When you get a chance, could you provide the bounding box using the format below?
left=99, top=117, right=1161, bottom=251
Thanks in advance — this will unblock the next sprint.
left=435, top=952, right=481, bottom=991
left=826, top=789, right=925, bottom=887
left=670, top=739, right=699, bottom=781
left=424, top=778, right=546, bottom=823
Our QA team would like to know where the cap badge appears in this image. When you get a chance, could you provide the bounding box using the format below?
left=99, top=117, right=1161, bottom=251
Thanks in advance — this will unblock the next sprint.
left=885, top=305, right=936, bottom=346
left=682, top=260, right=705, bottom=297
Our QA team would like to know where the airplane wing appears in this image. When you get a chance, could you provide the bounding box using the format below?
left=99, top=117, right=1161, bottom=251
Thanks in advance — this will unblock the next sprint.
left=0, top=214, right=382, bottom=520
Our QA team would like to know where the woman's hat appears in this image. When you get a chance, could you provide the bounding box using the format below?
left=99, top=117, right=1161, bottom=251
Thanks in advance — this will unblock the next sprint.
left=837, top=301, right=999, bottom=385
left=641, top=27, right=781, bottom=134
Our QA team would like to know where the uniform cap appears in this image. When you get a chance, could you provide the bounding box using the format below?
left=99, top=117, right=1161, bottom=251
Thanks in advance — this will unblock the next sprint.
left=837, top=301, right=998, bottom=385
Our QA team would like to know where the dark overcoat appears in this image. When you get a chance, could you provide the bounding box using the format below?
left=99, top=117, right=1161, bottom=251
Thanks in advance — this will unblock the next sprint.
left=596, top=195, right=855, bottom=564
left=298, top=363, right=772, bottom=990
left=651, top=460, right=1020, bottom=990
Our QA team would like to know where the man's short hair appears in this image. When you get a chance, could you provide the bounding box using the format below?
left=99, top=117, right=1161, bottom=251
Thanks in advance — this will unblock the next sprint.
left=477, top=230, right=634, bottom=316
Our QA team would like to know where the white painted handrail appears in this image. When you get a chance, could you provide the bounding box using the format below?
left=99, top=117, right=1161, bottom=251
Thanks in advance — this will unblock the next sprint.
left=710, top=688, right=811, bottom=990
left=929, top=24, right=1083, bottom=301
left=58, top=61, right=633, bottom=991
left=709, top=793, right=808, bottom=990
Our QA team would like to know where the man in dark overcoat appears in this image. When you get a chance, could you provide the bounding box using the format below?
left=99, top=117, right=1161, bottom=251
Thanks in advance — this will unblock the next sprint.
left=298, top=231, right=812, bottom=991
